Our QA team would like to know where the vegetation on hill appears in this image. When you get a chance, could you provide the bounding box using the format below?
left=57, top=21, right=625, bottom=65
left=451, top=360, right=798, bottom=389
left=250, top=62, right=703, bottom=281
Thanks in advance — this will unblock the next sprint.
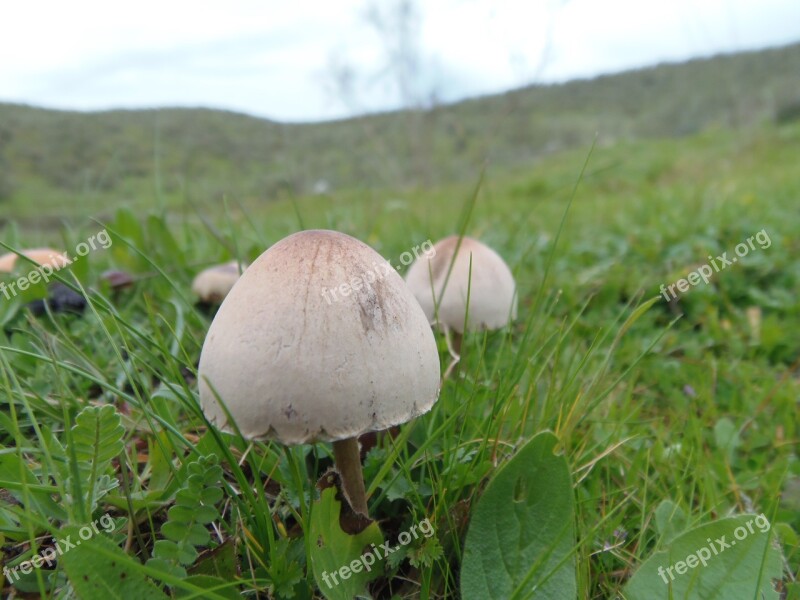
left=1, top=43, right=800, bottom=224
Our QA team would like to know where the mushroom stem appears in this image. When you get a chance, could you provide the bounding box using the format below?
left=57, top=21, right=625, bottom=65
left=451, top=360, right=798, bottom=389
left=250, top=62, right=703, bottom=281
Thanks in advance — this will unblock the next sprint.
left=332, top=437, right=369, bottom=516
left=452, top=331, right=463, bottom=355
left=442, top=327, right=463, bottom=379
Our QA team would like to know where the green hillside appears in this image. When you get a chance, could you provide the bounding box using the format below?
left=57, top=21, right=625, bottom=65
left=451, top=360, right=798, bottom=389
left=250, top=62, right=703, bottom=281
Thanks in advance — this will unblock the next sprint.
left=1, top=42, right=799, bottom=225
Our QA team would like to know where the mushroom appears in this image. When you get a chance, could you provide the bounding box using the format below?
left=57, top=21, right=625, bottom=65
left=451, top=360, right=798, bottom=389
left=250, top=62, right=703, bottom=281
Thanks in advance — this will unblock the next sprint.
left=191, top=260, right=247, bottom=305
left=0, top=248, right=70, bottom=273
left=198, top=230, right=440, bottom=516
left=404, top=235, right=516, bottom=359
left=101, top=269, right=135, bottom=291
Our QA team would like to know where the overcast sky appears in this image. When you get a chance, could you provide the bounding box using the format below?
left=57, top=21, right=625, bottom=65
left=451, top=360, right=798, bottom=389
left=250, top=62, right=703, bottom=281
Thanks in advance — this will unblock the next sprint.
left=2, top=0, right=799, bottom=122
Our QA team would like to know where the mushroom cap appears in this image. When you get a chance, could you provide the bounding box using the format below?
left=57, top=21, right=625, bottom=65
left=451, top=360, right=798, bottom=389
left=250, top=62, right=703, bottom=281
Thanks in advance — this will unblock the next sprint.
left=100, top=270, right=136, bottom=291
left=198, top=230, right=441, bottom=445
left=191, top=261, right=246, bottom=304
left=0, top=248, right=70, bottom=273
left=404, top=235, right=517, bottom=334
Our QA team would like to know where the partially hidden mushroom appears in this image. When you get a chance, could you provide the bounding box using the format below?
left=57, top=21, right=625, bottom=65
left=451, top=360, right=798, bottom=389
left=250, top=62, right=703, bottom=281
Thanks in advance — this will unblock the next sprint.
left=191, top=260, right=247, bottom=305
left=101, top=269, right=135, bottom=292
left=0, top=248, right=70, bottom=273
left=405, top=235, right=517, bottom=359
left=198, top=230, right=440, bottom=516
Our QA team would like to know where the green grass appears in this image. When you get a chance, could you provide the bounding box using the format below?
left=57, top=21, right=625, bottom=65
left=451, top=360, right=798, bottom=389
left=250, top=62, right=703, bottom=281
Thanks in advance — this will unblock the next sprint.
left=0, top=116, right=798, bottom=598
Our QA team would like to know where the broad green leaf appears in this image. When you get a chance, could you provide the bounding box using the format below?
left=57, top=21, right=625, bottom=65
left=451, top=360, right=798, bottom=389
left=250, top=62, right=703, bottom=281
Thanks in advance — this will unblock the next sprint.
left=61, top=531, right=169, bottom=599
left=201, top=487, right=224, bottom=505
left=152, top=540, right=181, bottom=561
left=109, top=207, right=146, bottom=268
left=146, top=555, right=187, bottom=580
left=162, top=521, right=207, bottom=544
left=188, top=539, right=239, bottom=580
left=104, top=488, right=169, bottom=512
left=0, top=453, right=67, bottom=522
left=147, top=214, right=186, bottom=267
left=713, top=418, right=740, bottom=460
left=655, top=500, right=688, bottom=545
left=178, top=540, right=199, bottom=565
left=146, top=430, right=176, bottom=491
left=0, top=294, right=22, bottom=328
left=310, top=486, right=384, bottom=600
left=0, top=505, right=24, bottom=537
left=461, top=431, right=577, bottom=600
left=623, top=514, right=782, bottom=600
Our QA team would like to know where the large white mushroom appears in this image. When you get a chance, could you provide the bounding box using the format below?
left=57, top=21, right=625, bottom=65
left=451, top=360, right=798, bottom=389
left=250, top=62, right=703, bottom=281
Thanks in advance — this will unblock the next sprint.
left=0, top=248, right=70, bottom=273
left=198, top=230, right=440, bottom=516
left=405, top=235, right=517, bottom=358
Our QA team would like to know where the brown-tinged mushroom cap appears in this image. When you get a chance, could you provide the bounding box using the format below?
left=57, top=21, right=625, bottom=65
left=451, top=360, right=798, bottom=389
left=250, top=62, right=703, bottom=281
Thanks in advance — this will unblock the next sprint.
left=0, top=248, right=70, bottom=273
left=198, top=230, right=441, bottom=445
left=101, top=270, right=135, bottom=291
left=191, top=261, right=246, bottom=304
left=405, top=235, right=517, bottom=334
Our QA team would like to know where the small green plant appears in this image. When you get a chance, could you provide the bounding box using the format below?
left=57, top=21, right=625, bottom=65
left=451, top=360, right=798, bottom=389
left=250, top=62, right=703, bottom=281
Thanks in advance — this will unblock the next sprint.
left=0, top=404, right=124, bottom=534
left=64, top=404, right=125, bottom=519
left=146, top=454, right=225, bottom=579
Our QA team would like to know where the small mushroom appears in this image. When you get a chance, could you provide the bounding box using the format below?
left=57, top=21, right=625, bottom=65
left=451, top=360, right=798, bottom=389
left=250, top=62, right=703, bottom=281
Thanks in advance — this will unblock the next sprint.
left=405, top=235, right=516, bottom=361
left=0, top=248, right=70, bottom=273
left=191, top=261, right=246, bottom=305
left=101, top=269, right=135, bottom=291
left=198, top=230, right=440, bottom=516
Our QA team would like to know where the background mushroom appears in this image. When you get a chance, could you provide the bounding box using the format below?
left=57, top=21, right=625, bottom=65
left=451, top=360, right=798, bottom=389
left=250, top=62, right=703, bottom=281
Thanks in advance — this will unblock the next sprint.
left=26, top=284, right=87, bottom=316
left=0, top=248, right=70, bottom=273
left=405, top=235, right=517, bottom=362
left=101, top=269, right=135, bottom=291
left=191, top=260, right=247, bottom=306
left=0, top=248, right=135, bottom=320
left=198, top=230, right=440, bottom=516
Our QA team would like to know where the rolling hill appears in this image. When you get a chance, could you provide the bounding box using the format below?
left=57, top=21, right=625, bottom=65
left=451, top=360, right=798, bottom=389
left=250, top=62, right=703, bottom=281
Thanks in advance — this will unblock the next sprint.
left=1, top=42, right=799, bottom=221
